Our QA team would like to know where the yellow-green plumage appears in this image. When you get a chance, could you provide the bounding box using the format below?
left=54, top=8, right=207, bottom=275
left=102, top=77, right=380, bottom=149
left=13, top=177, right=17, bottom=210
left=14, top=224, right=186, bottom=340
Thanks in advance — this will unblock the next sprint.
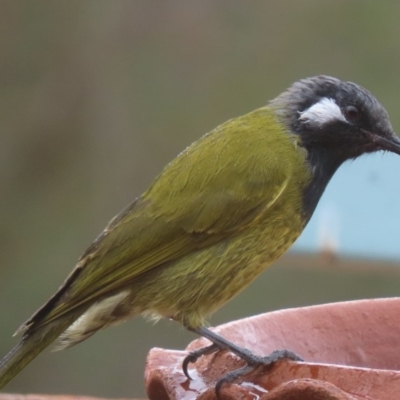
left=25, top=107, right=312, bottom=332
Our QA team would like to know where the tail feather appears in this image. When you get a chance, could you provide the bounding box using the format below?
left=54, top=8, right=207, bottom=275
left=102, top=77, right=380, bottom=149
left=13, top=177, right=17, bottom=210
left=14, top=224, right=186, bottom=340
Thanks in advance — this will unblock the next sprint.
left=0, top=314, right=77, bottom=390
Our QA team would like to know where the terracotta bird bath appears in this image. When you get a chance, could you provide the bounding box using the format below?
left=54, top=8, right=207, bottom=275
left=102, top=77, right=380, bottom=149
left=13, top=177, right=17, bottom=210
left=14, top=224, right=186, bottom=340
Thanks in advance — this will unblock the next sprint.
left=145, top=298, right=400, bottom=400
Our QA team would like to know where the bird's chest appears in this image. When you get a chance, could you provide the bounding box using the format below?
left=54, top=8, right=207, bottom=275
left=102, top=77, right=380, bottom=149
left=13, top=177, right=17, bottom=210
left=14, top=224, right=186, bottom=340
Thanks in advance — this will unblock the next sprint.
left=208, top=202, right=305, bottom=308
left=243, top=191, right=306, bottom=267
left=261, top=219, right=303, bottom=265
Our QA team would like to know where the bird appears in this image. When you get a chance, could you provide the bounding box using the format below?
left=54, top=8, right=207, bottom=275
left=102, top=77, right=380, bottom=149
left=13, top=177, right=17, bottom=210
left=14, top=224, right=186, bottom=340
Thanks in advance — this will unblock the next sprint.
left=1, top=75, right=399, bottom=393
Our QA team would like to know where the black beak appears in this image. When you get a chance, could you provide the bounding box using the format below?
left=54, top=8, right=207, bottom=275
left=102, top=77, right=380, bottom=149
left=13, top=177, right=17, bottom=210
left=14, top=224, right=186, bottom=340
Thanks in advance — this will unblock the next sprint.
left=369, top=132, right=400, bottom=156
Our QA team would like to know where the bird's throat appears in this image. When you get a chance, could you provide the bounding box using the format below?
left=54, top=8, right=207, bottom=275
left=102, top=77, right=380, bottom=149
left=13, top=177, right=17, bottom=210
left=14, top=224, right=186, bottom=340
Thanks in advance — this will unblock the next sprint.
left=301, top=147, right=343, bottom=222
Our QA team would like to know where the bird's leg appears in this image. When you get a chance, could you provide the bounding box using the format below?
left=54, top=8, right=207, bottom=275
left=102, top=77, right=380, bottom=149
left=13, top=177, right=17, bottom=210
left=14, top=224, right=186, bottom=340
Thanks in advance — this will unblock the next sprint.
left=183, top=326, right=303, bottom=396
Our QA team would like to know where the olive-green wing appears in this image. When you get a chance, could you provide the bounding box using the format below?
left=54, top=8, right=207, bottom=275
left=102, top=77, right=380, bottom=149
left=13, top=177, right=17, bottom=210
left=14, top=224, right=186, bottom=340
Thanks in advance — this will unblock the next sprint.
left=21, top=107, right=296, bottom=332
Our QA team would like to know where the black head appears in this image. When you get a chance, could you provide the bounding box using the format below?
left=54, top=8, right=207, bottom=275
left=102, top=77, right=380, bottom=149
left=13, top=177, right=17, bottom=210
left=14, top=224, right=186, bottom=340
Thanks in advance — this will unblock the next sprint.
left=271, top=75, right=400, bottom=219
left=271, top=75, right=400, bottom=165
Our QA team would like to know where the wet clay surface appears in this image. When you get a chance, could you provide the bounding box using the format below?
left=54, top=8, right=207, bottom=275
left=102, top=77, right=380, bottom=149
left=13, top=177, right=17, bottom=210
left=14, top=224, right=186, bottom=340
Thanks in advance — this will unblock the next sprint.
left=145, top=298, right=400, bottom=399
left=0, top=396, right=135, bottom=400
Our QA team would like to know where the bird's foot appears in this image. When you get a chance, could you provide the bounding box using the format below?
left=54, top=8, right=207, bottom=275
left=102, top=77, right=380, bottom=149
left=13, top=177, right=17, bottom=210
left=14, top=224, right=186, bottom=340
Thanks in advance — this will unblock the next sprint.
left=214, top=348, right=303, bottom=395
left=184, top=326, right=303, bottom=398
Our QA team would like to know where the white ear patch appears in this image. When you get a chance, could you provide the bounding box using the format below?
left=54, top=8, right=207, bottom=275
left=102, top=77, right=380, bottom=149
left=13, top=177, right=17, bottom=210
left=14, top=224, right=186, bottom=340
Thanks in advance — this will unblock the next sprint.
left=299, top=97, right=346, bottom=127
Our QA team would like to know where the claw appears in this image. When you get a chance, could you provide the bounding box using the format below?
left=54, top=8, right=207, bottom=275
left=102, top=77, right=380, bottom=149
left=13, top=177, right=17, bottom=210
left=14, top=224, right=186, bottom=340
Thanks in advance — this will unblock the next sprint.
left=182, top=343, right=220, bottom=380
left=182, top=353, right=196, bottom=380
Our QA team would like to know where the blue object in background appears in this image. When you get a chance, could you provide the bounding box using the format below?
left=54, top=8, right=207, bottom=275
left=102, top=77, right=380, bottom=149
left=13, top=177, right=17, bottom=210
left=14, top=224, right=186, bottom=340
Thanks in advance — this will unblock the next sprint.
left=294, top=153, right=400, bottom=261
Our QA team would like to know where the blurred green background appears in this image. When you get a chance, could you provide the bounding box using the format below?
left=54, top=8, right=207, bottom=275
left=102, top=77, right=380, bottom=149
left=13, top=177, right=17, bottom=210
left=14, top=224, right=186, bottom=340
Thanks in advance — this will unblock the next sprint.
left=2, top=1, right=400, bottom=398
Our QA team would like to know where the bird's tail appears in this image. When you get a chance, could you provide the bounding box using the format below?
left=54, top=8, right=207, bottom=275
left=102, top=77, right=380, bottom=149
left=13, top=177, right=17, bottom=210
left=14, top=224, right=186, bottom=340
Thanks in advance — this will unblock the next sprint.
left=0, top=314, right=77, bottom=390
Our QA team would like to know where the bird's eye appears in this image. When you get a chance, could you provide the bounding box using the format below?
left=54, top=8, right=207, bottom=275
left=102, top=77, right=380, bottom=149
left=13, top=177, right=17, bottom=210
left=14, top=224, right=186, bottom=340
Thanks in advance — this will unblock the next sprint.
left=343, top=105, right=360, bottom=121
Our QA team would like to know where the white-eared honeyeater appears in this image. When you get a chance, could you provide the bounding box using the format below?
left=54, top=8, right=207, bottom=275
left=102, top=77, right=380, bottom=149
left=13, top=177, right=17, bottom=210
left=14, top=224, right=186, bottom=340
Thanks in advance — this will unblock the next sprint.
left=1, top=76, right=399, bottom=392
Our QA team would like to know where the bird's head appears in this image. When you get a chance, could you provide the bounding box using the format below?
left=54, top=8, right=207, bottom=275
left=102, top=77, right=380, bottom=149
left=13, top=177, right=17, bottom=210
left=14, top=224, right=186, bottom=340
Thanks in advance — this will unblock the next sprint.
left=271, top=75, right=400, bottom=165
